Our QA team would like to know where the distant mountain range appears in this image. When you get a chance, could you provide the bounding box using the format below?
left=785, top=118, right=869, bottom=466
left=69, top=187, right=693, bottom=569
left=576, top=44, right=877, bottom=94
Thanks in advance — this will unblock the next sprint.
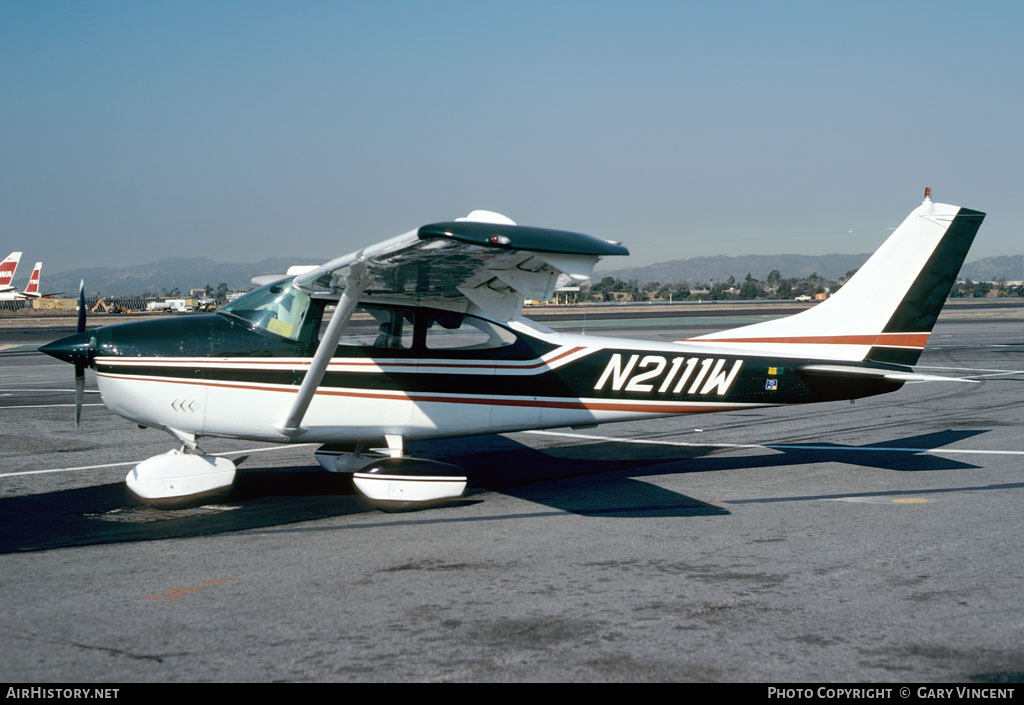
left=43, top=256, right=327, bottom=297
left=959, top=255, right=1024, bottom=282
left=598, top=254, right=1023, bottom=285
left=39, top=253, right=1022, bottom=297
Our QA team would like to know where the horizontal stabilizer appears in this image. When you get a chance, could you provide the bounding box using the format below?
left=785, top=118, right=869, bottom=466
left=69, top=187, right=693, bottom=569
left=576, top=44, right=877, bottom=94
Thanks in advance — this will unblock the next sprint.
left=797, top=364, right=979, bottom=384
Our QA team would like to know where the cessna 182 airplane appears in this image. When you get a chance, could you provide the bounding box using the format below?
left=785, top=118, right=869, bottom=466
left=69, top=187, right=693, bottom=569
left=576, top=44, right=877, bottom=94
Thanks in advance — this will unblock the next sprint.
left=41, top=190, right=984, bottom=510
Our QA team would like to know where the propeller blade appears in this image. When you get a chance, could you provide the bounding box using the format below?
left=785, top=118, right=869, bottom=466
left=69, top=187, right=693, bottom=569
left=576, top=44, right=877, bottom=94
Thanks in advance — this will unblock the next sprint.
left=38, top=279, right=92, bottom=427
left=74, top=362, right=85, bottom=427
left=75, top=280, right=86, bottom=425
left=76, top=280, right=86, bottom=334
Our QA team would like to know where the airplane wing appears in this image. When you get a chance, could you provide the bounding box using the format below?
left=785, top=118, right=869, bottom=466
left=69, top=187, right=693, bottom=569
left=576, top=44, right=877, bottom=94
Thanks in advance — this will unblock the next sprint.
left=290, top=210, right=629, bottom=322
left=274, top=210, right=628, bottom=436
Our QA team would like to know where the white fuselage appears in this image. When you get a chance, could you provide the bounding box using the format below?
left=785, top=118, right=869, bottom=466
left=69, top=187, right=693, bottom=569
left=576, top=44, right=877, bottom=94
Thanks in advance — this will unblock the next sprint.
left=95, top=324, right=774, bottom=444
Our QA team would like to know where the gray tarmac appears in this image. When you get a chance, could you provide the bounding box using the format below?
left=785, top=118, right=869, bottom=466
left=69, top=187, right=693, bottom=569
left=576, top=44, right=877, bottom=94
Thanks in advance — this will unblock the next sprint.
left=1, top=315, right=1022, bottom=683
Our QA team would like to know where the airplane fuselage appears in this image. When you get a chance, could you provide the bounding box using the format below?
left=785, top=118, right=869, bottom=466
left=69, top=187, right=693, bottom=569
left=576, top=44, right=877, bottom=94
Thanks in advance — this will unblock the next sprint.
left=83, top=307, right=904, bottom=446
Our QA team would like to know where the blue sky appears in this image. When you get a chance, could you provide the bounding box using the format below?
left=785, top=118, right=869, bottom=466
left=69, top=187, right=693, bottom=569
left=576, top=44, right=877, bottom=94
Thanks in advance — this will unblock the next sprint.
left=2, top=0, right=1021, bottom=272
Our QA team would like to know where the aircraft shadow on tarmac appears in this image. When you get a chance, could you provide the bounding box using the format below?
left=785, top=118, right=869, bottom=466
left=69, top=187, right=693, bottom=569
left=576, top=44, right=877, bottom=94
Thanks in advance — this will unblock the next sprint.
left=0, top=429, right=997, bottom=554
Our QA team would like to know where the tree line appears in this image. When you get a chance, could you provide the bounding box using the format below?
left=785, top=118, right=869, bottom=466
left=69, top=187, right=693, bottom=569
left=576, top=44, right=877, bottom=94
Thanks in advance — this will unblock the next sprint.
left=586, top=269, right=857, bottom=302
left=949, top=279, right=1024, bottom=298
left=586, top=270, right=1023, bottom=302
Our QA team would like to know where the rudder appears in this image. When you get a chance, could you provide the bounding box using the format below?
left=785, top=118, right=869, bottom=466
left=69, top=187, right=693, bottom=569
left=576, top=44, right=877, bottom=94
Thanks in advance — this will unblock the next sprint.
left=686, top=195, right=985, bottom=364
left=868, top=206, right=984, bottom=364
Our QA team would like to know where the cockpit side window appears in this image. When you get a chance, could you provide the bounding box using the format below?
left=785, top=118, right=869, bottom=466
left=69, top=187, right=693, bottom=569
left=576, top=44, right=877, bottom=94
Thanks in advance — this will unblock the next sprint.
left=219, top=278, right=316, bottom=343
left=334, top=305, right=415, bottom=349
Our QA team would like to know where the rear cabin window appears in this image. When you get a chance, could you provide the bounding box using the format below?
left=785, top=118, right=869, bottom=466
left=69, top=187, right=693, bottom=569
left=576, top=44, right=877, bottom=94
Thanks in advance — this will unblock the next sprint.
left=334, top=306, right=415, bottom=349
left=423, top=311, right=517, bottom=350
left=321, top=305, right=517, bottom=352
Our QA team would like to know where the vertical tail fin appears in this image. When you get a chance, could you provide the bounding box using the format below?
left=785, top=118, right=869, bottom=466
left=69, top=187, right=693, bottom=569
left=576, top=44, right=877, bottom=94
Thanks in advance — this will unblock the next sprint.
left=23, top=262, right=42, bottom=296
left=687, top=195, right=985, bottom=364
left=0, top=252, right=21, bottom=291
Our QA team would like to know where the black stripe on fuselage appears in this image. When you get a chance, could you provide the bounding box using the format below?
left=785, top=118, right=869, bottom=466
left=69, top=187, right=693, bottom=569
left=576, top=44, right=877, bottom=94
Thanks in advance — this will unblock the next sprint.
left=96, top=349, right=907, bottom=406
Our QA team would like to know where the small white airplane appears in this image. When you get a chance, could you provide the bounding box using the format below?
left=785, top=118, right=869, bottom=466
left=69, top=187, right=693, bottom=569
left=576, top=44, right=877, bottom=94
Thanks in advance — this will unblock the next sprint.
left=41, top=190, right=985, bottom=510
left=0, top=258, right=44, bottom=301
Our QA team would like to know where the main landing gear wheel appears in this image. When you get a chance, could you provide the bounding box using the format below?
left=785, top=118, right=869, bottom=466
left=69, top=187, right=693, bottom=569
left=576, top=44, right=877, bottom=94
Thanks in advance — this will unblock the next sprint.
left=351, top=457, right=467, bottom=512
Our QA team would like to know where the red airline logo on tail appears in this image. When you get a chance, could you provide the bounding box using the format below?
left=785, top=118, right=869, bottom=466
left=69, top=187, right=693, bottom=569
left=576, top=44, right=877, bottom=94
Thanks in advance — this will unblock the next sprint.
left=23, top=263, right=42, bottom=295
left=0, top=251, right=21, bottom=290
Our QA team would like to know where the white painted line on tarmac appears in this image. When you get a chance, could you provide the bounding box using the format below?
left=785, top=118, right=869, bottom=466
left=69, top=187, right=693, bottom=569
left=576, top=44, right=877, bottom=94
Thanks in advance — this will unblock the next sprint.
left=915, top=365, right=1024, bottom=375
left=0, top=388, right=101, bottom=393
left=0, top=403, right=106, bottom=410
left=523, top=430, right=1024, bottom=456
left=963, top=371, right=1024, bottom=379
left=0, top=443, right=317, bottom=479
left=1, top=460, right=143, bottom=477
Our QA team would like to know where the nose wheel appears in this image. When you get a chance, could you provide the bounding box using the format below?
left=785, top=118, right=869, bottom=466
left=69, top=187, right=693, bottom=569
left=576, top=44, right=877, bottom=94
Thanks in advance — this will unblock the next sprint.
left=126, top=448, right=237, bottom=508
left=351, top=457, right=468, bottom=512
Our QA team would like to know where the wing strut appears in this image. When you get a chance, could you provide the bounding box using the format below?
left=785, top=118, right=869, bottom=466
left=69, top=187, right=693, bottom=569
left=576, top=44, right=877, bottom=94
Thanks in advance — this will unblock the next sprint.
left=276, top=262, right=370, bottom=438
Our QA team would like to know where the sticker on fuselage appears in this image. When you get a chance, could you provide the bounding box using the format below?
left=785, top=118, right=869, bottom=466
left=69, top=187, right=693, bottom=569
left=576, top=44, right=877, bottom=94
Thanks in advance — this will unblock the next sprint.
left=594, top=353, right=744, bottom=396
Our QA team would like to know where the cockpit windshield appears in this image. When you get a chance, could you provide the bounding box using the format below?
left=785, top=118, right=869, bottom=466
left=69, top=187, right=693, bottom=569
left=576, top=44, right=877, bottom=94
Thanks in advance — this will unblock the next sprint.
left=219, top=278, right=314, bottom=341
